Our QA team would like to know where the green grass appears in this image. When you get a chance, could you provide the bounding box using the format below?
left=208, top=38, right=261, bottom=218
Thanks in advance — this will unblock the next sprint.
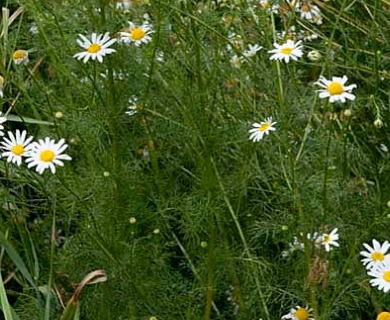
left=0, top=0, right=389, bottom=319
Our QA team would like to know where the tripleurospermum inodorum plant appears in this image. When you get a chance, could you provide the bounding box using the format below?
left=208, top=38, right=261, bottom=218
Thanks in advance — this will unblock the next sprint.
left=0, top=0, right=389, bottom=319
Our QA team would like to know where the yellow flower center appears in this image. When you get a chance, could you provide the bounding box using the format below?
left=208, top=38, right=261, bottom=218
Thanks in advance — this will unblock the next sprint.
left=13, top=50, right=28, bottom=60
left=258, top=123, right=270, bottom=132
left=295, top=307, right=309, bottom=320
left=281, top=47, right=293, bottom=55
left=371, top=251, right=385, bottom=262
left=377, top=311, right=390, bottom=320
left=323, top=235, right=331, bottom=243
left=327, top=82, right=344, bottom=95
left=11, top=144, right=24, bottom=156
left=0, top=75, right=4, bottom=88
left=87, top=43, right=101, bottom=53
left=131, top=28, right=145, bottom=41
left=301, top=4, right=311, bottom=12
left=261, top=1, right=270, bottom=8
left=40, top=150, right=55, bottom=162
left=383, top=270, right=390, bottom=283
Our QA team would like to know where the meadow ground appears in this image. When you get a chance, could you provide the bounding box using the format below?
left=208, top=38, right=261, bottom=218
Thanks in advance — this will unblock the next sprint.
left=0, top=0, right=389, bottom=319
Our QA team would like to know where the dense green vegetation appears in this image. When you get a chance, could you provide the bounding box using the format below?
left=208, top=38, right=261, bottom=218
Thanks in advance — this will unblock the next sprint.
left=0, top=0, right=389, bottom=319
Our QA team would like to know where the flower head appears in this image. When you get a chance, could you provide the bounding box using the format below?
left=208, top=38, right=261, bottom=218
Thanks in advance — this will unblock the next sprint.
left=319, top=228, right=339, bottom=252
left=243, top=44, right=263, bottom=58
left=315, top=75, right=357, bottom=103
left=12, top=49, right=29, bottom=65
left=119, top=21, right=154, bottom=46
left=25, top=138, right=71, bottom=174
left=248, top=117, right=277, bottom=142
left=1, top=130, right=34, bottom=166
left=73, top=32, right=117, bottom=63
left=377, top=311, right=390, bottom=320
left=126, top=96, right=142, bottom=116
left=368, top=261, right=390, bottom=292
left=259, top=0, right=279, bottom=13
left=227, top=32, right=244, bottom=52
left=360, top=239, right=390, bottom=270
left=116, top=0, right=131, bottom=10
left=230, top=55, right=244, bottom=68
left=307, top=50, right=321, bottom=61
left=299, top=3, right=321, bottom=22
left=281, top=305, right=314, bottom=320
left=268, top=40, right=303, bottom=63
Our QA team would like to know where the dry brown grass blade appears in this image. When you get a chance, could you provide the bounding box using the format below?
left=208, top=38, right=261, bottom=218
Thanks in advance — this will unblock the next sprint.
left=72, top=269, right=107, bottom=302
left=0, top=6, right=24, bottom=38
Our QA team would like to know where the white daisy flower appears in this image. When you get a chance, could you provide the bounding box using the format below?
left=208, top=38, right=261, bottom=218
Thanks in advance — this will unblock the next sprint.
left=298, top=30, right=319, bottom=42
left=230, top=55, right=244, bottom=68
left=25, top=138, right=72, bottom=174
left=277, top=26, right=298, bottom=42
left=227, top=32, right=244, bottom=52
left=12, top=49, right=29, bottom=65
left=243, top=44, right=263, bottom=58
left=1, top=130, right=33, bottom=166
left=286, top=0, right=301, bottom=11
left=126, top=96, right=141, bottom=116
left=315, top=75, right=357, bottom=103
left=360, top=239, right=390, bottom=270
left=0, top=112, right=7, bottom=136
left=368, top=261, right=390, bottom=293
left=248, top=117, right=277, bottom=142
left=319, top=228, right=339, bottom=252
left=119, top=21, right=154, bottom=46
left=116, top=0, right=131, bottom=10
left=299, top=3, right=321, bottom=22
left=380, top=143, right=388, bottom=153
left=268, top=40, right=303, bottom=63
left=29, top=23, right=39, bottom=35
left=281, top=305, right=314, bottom=320
left=259, top=0, right=279, bottom=13
left=73, top=32, right=117, bottom=63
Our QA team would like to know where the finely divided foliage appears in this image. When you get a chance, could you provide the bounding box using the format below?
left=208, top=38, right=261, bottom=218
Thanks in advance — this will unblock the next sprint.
left=1, top=0, right=390, bottom=319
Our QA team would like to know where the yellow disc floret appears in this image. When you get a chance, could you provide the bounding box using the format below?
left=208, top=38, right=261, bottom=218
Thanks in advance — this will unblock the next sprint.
left=40, top=150, right=55, bottom=162
left=372, top=251, right=385, bottom=262
left=11, top=144, right=24, bottom=156
left=87, top=43, right=101, bottom=53
left=383, top=270, right=390, bottom=283
left=281, top=47, right=293, bottom=55
left=259, top=123, right=270, bottom=132
left=13, top=49, right=28, bottom=60
left=327, top=82, right=344, bottom=95
left=301, top=4, right=311, bottom=12
left=377, top=311, right=390, bottom=320
left=131, top=28, right=145, bottom=41
left=295, top=307, right=309, bottom=320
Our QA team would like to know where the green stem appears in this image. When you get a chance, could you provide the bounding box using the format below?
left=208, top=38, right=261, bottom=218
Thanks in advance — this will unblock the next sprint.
left=44, top=208, right=56, bottom=320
